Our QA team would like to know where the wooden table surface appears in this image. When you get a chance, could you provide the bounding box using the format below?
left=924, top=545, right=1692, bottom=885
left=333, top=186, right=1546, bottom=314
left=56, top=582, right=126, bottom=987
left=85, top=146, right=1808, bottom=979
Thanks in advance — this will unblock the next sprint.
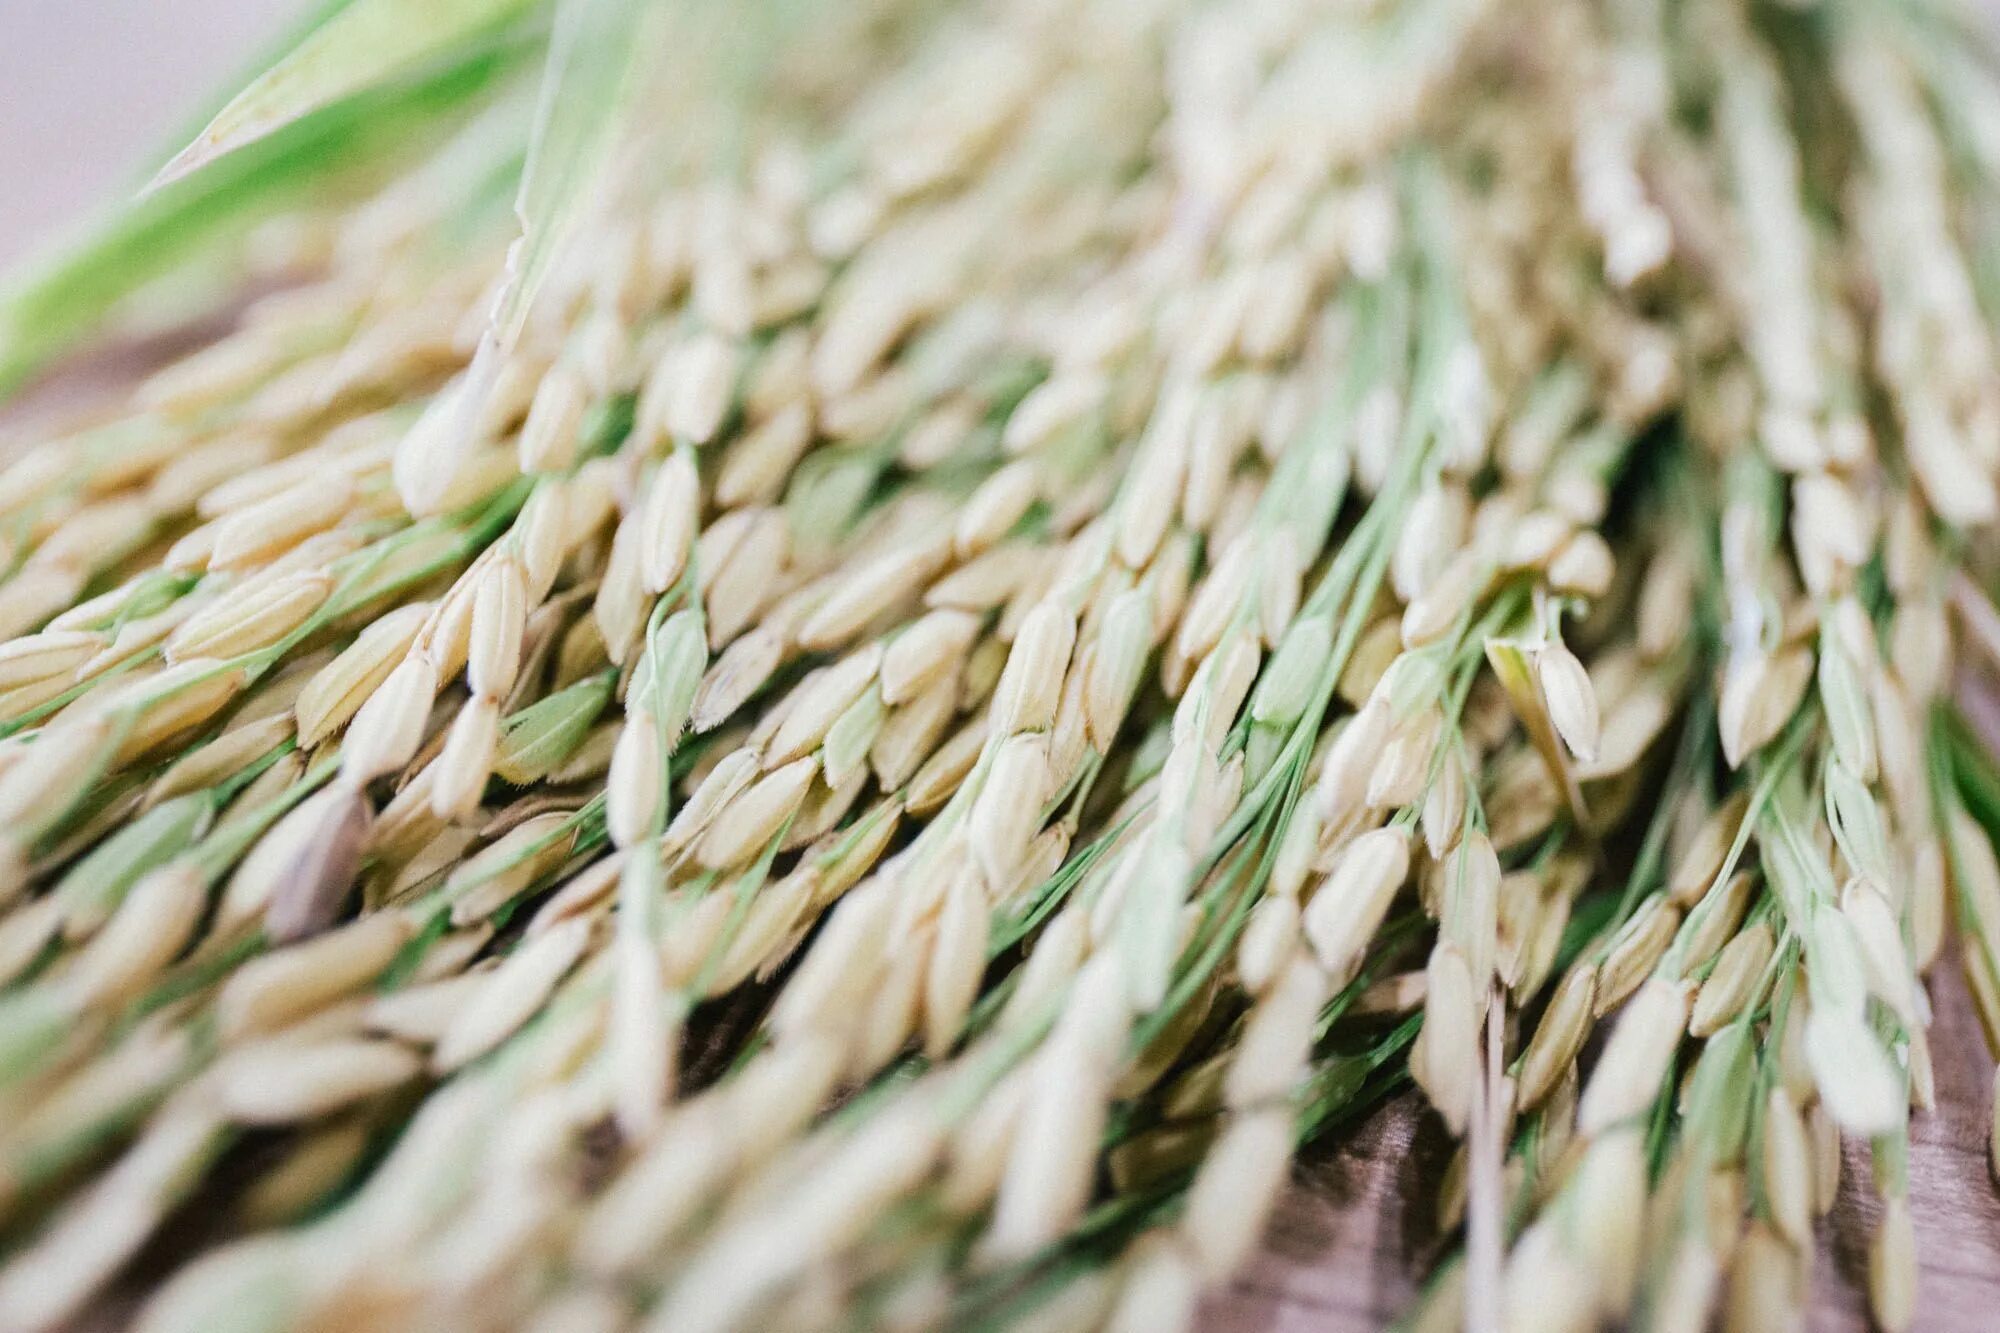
left=1199, top=958, right=2000, bottom=1332
left=7, top=6, right=2000, bottom=1330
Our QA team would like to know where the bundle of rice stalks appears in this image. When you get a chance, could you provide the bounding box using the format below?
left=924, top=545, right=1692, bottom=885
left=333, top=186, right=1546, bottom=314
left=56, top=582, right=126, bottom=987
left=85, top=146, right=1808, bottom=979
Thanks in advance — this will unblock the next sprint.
left=2, top=0, right=2000, bottom=1330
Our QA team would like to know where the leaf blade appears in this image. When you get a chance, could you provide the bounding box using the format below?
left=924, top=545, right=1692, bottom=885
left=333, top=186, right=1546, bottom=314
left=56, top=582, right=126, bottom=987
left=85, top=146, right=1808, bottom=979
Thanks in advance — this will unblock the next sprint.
left=0, top=35, right=531, bottom=399
left=401, top=0, right=649, bottom=516
left=146, top=0, right=541, bottom=194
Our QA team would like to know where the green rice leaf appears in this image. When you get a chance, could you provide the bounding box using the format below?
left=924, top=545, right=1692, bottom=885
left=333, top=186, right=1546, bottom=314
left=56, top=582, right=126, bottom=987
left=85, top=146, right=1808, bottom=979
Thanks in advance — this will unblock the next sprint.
left=141, top=0, right=360, bottom=181
left=443, top=0, right=652, bottom=472
left=147, top=0, right=543, bottom=193
left=495, top=0, right=651, bottom=342
left=0, top=36, right=529, bottom=399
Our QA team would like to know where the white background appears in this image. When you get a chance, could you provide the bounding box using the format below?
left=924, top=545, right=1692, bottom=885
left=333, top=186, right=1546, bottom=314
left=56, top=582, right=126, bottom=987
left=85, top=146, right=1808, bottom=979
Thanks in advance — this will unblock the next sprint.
left=0, top=0, right=297, bottom=268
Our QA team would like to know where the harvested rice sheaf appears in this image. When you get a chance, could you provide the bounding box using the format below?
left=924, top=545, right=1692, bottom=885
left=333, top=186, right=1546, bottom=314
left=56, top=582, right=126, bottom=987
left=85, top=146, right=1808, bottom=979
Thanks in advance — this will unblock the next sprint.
left=3, top=0, right=2000, bottom=1330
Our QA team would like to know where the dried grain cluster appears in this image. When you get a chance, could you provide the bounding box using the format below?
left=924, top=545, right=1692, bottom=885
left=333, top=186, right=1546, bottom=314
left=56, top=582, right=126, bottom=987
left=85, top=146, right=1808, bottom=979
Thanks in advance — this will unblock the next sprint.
left=2, top=0, right=2000, bottom=1330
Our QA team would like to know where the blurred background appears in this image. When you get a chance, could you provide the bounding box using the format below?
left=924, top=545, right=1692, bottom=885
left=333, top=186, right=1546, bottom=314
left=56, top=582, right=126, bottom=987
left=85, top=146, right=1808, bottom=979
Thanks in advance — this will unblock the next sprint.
left=0, top=0, right=296, bottom=269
